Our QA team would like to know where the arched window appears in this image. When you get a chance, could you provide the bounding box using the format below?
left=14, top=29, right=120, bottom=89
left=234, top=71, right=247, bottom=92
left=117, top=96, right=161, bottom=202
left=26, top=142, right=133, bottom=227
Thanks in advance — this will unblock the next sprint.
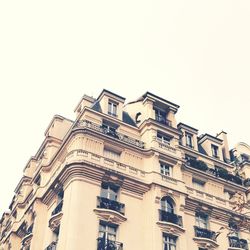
left=161, top=196, right=174, bottom=214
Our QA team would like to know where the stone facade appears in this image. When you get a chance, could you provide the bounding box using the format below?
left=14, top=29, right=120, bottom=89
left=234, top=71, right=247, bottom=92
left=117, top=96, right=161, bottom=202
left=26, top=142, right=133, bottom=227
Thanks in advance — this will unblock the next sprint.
left=1, top=89, right=250, bottom=250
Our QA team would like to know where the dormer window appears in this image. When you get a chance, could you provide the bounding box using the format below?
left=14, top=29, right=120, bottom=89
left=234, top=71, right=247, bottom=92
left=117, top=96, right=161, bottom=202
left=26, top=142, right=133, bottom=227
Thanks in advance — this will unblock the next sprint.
left=185, top=133, right=193, bottom=148
left=211, top=144, right=219, bottom=158
left=155, top=108, right=167, bottom=124
left=108, top=101, right=118, bottom=117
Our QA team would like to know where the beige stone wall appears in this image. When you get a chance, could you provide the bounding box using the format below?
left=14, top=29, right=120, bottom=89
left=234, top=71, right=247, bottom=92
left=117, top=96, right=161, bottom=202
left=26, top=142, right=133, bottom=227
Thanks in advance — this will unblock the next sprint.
left=1, top=90, right=250, bottom=250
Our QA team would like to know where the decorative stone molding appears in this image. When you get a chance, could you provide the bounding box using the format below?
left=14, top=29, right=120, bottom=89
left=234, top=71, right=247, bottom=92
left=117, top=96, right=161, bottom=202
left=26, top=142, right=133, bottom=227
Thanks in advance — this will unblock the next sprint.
left=94, top=208, right=127, bottom=225
left=157, top=221, right=185, bottom=236
left=49, top=212, right=63, bottom=232
left=22, top=233, right=33, bottom=248
left=193, top=237, right=219, bottom=249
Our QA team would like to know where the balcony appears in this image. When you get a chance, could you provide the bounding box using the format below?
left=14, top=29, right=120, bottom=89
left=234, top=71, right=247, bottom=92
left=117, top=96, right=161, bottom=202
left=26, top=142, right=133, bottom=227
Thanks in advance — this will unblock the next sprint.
left=193, top=226, right=218, bottom=249
left=159, top=210, right=183, bottom=227
left=97, top=237, right=123, bottom=250
left=75, top=120, right=144, bottom=149
left=97, top=197, right=125, bottom=215
left=194, top=226, right=216, bottom=240
left=52, top=200, right=63, bottom=216
left=94, top=197, right=127, bottom=224
left=49, top=201, right=63, bottom=232
left=157, top=210, right=185, bottom=235
left=45, top=241, right=57, bottom=250
left=228, top=236, right=248, bottom=250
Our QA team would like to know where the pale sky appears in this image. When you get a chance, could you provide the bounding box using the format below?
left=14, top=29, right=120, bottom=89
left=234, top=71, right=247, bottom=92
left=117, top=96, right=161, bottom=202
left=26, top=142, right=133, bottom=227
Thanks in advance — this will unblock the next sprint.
left=0, top=0, right=250, bottom=214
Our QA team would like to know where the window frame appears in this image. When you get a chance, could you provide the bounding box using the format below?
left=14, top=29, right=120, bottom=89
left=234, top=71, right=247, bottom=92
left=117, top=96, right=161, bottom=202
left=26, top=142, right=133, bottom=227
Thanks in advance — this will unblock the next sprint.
left=100, top=182, right=119, bottom=201
left=185, top=133, right=193, bottom=148
left=211, top=144, right=219, bottom=158
left=195, top=212, right=208, bottom=229
left=192, top=179, right=205, bottom=191
left=160, top=162, right=173, bottom=177
left=163, top=233, right=177, bottom=250
left=108, top=100, right=118, bottom=117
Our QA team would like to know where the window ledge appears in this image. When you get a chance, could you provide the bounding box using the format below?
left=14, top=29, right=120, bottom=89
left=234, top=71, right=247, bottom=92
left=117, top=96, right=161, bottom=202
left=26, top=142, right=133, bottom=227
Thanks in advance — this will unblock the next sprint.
left=193, top=236, right=219, bottom=249
left=94, top=208, right=127, bottom=224
left=49, top=212, right=63, bottom=232
left=156, top=221, right=185, bottom=236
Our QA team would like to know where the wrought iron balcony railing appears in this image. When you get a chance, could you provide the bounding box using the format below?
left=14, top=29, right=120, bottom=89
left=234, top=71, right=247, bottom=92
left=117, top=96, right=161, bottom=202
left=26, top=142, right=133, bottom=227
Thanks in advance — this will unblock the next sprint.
left=51, top=200, right=63, bottom=216
left=194, top=226, right=216, bottom=241
left=229, top=236, right=248, bottom=249
left=159, top=210, right=183, bottom=227
left=97, top=237, right=123, bottom=250
left=75, top=120, right=144, bottom=148
left=45, top=241, right=57, bottom=250
left=97, top=197, right=125, bottom=215
left=27, top=224, right=33, bottom=235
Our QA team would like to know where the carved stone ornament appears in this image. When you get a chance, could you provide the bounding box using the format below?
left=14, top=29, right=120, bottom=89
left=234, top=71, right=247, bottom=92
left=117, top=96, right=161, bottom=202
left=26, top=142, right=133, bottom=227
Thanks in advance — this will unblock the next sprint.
left=49, top=212, right=63, bottom=232
left=94, top=208, right=127, bottom=225
left=22, top=233, right=33, bottom=247
left=193, top=237, right=219, bottom=249
left=156, top=221, right=185, bottom=236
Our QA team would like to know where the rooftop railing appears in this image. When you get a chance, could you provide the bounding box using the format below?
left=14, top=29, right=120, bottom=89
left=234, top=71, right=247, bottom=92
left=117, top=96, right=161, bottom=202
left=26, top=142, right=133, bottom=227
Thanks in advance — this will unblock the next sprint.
left=75, top=120, right=144, bottom=149
left=186, top=158, right=244, bottom=186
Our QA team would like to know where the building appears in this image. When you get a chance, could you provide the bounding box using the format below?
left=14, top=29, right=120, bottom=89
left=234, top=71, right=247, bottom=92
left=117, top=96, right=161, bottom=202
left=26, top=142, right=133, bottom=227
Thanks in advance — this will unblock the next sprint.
left=1, top=89, right=250, bottom=250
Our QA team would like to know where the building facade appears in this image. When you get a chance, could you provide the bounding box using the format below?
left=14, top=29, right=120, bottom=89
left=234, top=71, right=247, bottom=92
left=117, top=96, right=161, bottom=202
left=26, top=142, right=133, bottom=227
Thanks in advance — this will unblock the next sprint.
left=1, top=89, right=250, bottom=250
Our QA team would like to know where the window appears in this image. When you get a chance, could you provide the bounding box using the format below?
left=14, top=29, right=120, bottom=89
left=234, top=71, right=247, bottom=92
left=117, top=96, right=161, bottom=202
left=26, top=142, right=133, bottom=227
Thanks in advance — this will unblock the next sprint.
left=157, top=132, right=171, bottom=144
left=163, top=234, right=177, bottom=250
left=102, top=122, right=118, bottom=138
left=192, top=179, right=205, bottom=191
left=211, top=144, right=219, bottom=158
left=155, top=108, right=167, bottom=124
left=228, top=221, right=239, bottom=237
left=108, top=101, right=117, bottom=117
left=160, top=163, right=173, bottom=177
left=34, top=174, right=41, bottom=186
left=185, top=133, right=193, bottom=148
left=104, top=148, right=121, bottom=161
left=195, top=212, right=208, bottom=229
left=161, top=196, right=174, bottom=213
left=100, top=183, right=119, bottom=201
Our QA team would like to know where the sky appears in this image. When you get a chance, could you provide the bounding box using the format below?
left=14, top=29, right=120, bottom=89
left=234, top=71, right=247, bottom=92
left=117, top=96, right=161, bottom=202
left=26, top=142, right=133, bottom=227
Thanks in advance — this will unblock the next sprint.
left=0, top=0, right=250, bottom=214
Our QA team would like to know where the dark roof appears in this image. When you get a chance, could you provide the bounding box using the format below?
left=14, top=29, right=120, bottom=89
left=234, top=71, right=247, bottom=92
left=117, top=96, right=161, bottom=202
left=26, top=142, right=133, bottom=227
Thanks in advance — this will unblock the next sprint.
left=97, top=89, right=126, bottom=101
left=177, top=122, right=198, bottom=132
left=91, top=101, right=102, bottom=112
left=198, top=144, right=208, bottom=155
left=198, top=133, right=223, bottom=143
left=142, top=91, right=180, bottom=108
left=122, top=111, right=136, bottom=127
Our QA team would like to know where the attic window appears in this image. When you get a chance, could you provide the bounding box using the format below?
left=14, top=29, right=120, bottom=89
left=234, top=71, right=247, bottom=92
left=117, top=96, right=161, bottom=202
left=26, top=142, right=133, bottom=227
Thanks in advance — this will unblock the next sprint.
left=108, top=100, right=118, bottom=117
